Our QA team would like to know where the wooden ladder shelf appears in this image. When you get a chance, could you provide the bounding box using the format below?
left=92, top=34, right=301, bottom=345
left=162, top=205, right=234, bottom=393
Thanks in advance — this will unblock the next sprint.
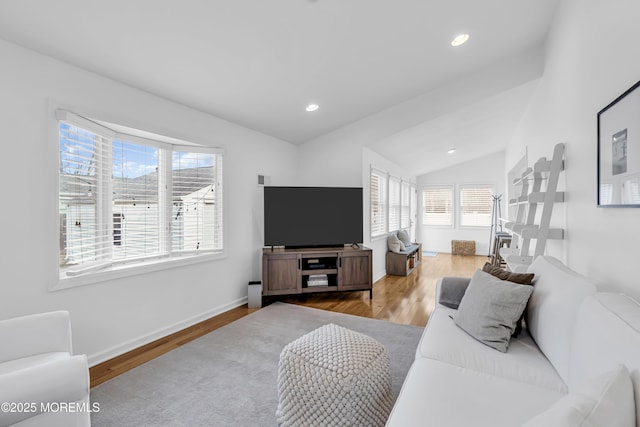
left=500, top=143, right=565, bottom=272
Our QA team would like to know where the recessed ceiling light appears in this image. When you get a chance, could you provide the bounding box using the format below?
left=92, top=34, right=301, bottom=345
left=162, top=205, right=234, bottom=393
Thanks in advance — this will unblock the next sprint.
left=447, top=148, right=457, bottom=154
left=451, top=34, right=469, bottom=47
left=306, top=103, right=319, bottom=112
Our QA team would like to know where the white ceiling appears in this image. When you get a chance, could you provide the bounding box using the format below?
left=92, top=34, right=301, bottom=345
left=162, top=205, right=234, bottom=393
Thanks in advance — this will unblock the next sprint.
left=0, top=0, right=560, bottom=172
left=372, top=79, right=540, bottom=175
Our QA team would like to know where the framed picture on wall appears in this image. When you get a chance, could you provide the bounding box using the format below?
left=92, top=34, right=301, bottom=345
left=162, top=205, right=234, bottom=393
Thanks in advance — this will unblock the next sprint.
left=597, top=79, right=640, bottom=207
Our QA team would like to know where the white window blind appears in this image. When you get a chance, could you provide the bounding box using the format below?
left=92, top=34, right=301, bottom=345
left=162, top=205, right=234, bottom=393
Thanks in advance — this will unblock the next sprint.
left=388, top=177, right=401, bottom=231
left=460, top=184, right=493, bottom=227
left=423, top=186, right=453, bottom=226
left=58, top=111, right=223, bottom=279
left=172, top=149, right=223, bottom=253
left=112, top=139, right=161, bottom=260
left=370, top=169, right=387, bottom=238
left=400, top=181, right=410, bottom=229
left=59, top=123, right=108, bottom=267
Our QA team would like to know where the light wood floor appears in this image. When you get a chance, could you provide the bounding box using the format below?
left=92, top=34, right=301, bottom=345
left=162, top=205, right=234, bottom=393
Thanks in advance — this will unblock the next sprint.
left=277, top=252, right=486, bottom=327
left=90, top=253, right=487, bottom=387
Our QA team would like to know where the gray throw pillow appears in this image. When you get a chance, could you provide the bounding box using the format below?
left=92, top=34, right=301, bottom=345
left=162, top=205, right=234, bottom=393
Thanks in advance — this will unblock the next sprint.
left=397, top=229, right=411, bottom=247
left=439, top=277, right=471, bottom=309
left=482, top=262, right=534, bottom=337
left=387, top=233, right=405, bottom=253
left=454, top=269, right=534, bottom=353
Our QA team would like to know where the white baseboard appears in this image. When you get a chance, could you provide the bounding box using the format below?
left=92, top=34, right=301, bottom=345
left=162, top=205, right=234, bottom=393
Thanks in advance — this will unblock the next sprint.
left=373, top=271, right=386, bottom=284
left=87, top=296, right=248, bottom=366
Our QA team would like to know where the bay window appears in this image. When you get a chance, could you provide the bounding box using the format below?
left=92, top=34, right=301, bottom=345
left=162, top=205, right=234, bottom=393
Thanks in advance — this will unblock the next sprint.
left=57, top=111, right=223, bottom=282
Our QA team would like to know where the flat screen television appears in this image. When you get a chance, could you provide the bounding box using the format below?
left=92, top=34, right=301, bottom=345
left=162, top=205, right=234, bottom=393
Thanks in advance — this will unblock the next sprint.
left=264, top=186, right=363, bottom=248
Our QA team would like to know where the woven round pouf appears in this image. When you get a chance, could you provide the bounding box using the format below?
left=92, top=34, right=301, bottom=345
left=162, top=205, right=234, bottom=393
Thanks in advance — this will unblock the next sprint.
left=276, top=323, right=393, bottom=427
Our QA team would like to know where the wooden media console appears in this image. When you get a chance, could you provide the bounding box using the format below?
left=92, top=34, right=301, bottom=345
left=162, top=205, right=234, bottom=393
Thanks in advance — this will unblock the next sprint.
left=262, top=246, right=373, bottom=299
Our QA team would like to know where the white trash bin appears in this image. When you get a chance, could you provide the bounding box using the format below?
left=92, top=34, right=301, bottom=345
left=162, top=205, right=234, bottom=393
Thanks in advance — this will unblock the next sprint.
left=248, top=281, right=262, bottom=308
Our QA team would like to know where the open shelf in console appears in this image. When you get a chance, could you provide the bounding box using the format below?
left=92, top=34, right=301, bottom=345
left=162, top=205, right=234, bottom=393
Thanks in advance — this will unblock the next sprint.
left=303, top=273, right=338, bottom=288
left=302, top=254, right=338, bottom=290
left=301, top=256, right=338, bottom=273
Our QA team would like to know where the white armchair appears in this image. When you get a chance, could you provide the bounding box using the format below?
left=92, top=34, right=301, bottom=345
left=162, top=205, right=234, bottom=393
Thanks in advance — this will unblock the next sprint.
left=0, top=311, right=91, bottom=427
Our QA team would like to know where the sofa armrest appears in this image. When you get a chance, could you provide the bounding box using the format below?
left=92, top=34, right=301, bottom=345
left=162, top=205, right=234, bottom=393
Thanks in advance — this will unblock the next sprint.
left=437, top=277, right=471, bottom=309
left=0, top=355, right=90, bottom=426
left=0, top=311, right=72, bottom=363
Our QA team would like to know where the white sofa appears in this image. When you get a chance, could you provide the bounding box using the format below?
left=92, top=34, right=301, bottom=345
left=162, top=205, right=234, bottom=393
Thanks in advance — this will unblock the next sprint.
left=0, top=311, right=91, bottom=427
left=387, top=256, right=640, bottom=426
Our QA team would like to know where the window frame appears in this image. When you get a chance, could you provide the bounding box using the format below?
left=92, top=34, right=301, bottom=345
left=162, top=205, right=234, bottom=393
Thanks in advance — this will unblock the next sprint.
left=53, top=110, right=226, bottom=291
left=458, top=184, right=494, bottom=228
left=422, top=185, right=454, bottom=227
left=409, top=183, right=417, bottom=240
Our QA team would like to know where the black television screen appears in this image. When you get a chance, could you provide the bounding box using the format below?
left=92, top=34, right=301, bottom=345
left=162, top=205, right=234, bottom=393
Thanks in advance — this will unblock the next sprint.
left=264, top=186, right=363, bottom=247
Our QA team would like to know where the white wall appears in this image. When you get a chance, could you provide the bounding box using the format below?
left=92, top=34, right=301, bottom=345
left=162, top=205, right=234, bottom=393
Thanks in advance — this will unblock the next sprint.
left=0, top=39, right=297, bottom=364
left=417, top=151, right=506, bottom=256
left=505, top=0, right=640, bottom=298
left=362, top=148, right=416, bottom=282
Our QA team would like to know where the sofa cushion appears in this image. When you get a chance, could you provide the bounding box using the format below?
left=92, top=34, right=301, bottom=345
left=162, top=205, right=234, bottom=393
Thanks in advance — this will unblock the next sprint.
left=522, top=365, right=635, bottom=427
left=403, top=244, right=419, bottom=253
left=454, top=269, right=534, bottom=352
left=569, top=293, right=640, bottom=424
left=0, top=354, right=90, bottom=426
left=417, top=306, right=567, bottom=393
left=526, top=256, right=596, bottom=384
left=0, top=352, right=69, bottom=375
left=386, top=358, right=565, bottom=427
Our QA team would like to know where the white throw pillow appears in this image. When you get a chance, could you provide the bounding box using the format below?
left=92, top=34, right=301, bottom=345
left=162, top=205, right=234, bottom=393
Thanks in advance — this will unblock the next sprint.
left=396, top=229, right=411, bottom=247
left=387, top=233, right=405, bottom=253
left=522, top=365, right=635, bottom=427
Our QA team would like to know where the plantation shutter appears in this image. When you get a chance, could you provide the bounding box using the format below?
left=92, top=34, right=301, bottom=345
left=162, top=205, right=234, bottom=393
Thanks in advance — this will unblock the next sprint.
left=460, top=185, right=493, bottom=227
left=423, top=186, right=453, bottom=226
left=370, top=169, right=387, bottom=238
left=388, top=177, right=401, bottom=231
left=410, top=184, right=417, bottom=239
left=400, top=181, right=410, bottom=229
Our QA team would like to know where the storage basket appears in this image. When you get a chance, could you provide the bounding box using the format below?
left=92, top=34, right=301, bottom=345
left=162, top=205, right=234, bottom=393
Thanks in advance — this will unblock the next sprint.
left=451, top=240, right=476, bottom=256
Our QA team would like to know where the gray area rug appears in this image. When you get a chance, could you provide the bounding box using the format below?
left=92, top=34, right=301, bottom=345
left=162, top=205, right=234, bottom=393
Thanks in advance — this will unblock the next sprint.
left=91, top=302, right=423, bottom=427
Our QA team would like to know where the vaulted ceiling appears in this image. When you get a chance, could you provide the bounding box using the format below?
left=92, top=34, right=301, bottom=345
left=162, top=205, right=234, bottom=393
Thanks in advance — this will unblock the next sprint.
left=0, top=0, right=561, bottom=173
